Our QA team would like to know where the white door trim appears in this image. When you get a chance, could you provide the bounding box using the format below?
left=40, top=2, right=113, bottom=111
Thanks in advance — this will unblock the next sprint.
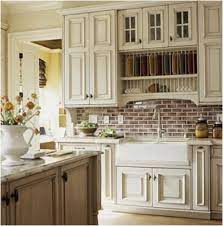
left=8, top=28, right=62, bottom=99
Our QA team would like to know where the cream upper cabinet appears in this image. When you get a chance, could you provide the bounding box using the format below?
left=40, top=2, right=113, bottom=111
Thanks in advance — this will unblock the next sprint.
left=117, top=167, right=152, bottom=207
left=64, top=14, right=90, bottom=106
left=153, top=168, right=191, bottom=209
left=64, top=11, right=117, bottom=107
left=168, top=2, right=197, bottom=46
left=198, top=2, right=222, bottom=104
left=143, top=6, right=168, bottom=48
left=118, top=9, right=143, bottom=50
left=89, top=10, right=117, bottom=105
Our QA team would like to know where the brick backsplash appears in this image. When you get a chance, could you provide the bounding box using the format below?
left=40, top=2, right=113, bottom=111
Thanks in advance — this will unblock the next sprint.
left=75, top=100, right=222, bottom=137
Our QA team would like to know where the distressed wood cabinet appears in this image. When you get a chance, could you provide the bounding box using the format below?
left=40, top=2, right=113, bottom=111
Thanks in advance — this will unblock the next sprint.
left=64, top=10, right=117, bottom=107
left=61, top=159, right=90, bottom=225
left=153, top=168, right=191, bottom=209
left=198, top=2, right=222, bottom=104
left=8, top=169, right=59, bottom=225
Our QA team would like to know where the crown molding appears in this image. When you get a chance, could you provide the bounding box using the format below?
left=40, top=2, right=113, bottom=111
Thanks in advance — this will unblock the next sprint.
left=58, top=1, right=173, bottom=16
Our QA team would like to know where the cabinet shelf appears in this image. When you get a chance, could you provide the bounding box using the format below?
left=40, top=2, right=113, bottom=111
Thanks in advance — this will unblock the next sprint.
left=120, top=74, right=197, bottom=80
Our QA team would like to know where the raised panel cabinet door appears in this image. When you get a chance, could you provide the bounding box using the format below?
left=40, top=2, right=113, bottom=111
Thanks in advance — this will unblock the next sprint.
left=9, top=169, right=59, bottom=225
left=199, top=2, right=222, bottom=41
left=61, top=159, right=90, bottom=225
left=211, top=158, right=222, bottom=212
left=199, top=42, right=222, bottom=103
left=90, top=10, right=115, bottom=50
left=143, top=5, right=168, bottom=48
left=192, top=145, right=210, bottom=211
left=89, top=50, right=116, bottom=105
left=169, top=2, right=197, bottom=46
left=117, top=167, right=152, bottom=206
left=153, top=168, right=191, bottom=209
left=1, top=183, right=8, bottom=225
left=64, top=52, right=90, bottom=106
left=101, top=144, right=115, bottom=204
left=65, top=14, right=88, bottom=51
left=118, top=9, right=143, bottom=50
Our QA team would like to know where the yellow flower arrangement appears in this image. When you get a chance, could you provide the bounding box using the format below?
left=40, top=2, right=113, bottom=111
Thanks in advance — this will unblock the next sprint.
left=1, top=93, right=40, bottom=127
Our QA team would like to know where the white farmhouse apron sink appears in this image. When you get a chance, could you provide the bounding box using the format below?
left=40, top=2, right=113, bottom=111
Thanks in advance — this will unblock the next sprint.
left=116, top=140, right=190, bottom=166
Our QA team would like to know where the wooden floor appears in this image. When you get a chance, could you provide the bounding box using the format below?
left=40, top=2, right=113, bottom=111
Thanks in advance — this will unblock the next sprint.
left=98, top=210, right=222, bottom=225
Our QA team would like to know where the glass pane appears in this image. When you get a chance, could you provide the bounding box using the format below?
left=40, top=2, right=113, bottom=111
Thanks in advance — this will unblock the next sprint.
left=125, top=17, right=129, bottom=29
left=150, top=14, right=155, bottom=26
left=176, top=12, right=182, bottom=24
left=150, top=28, right=155, bottom=40
left=183, top=25, right=189, bottom=37
left=156, top=14, right=161, bottom=26
left=177, top=26, right=182, bottom=38
left=183, top=11, right=188, bottom=23
left=156, top=28, right=161, bottom=40
left=131, top=30, right=135, bottom=42
left=131, top=17, right=135, bottom=29
left=125, top=30, right=130, bottom=42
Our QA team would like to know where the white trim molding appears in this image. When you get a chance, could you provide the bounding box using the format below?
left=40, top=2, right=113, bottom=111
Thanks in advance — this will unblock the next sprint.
left=8, top=28, right=62, bottom=99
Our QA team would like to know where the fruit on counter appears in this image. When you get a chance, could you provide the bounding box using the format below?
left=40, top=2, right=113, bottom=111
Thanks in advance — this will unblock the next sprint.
left=99, top=128, right=117, bottom=138
left=77, top=120, right=98, bottom=129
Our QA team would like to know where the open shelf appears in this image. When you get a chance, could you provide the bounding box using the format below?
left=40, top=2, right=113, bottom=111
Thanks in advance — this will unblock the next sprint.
left=120, top=74, right=198, bottom=80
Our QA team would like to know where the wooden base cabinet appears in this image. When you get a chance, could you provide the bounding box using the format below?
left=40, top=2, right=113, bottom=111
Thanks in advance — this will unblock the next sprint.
left=1, top=183, right=8, bottom=225
left=61, top=159, right=90, bottom=225
left=8, top=169, right=59, bottom=225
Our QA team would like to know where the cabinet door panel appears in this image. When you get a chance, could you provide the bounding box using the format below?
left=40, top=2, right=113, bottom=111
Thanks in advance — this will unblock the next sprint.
left=118, top=9, right=142, bottom=50
left=117, top=167, right=152, bottom=206
left=61, top=160, right=89, bottom=225
left=90, top=51, right=115, bottom=104
left=211, top=158, right=222, bottom=212
left=169, top=3, right=197, bottom=46
left=9, top=169, right=59, bottom=225
left=1, top=183, right=8, bottom=225
left=192, top=146, right=210, bottom=211
left=65, top=14, right=88, bottom=50
left=153, top=168, right=191, bottom=209
left=143, top=6, right=168, bottom=48
left=64, top=52, right=89, bottom=105
left=199, top=43, right=222, bottom=103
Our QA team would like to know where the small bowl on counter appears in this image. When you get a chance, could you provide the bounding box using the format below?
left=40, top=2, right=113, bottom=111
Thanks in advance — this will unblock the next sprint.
left=76, top=121, right=98, bottom=137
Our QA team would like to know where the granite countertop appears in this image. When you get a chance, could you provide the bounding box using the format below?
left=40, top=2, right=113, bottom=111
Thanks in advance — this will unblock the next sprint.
left=187, top=138, right=222, bottom=146
left=56, top=136, right=128, bottom=144
left=1, top=151, right=100, bottom=183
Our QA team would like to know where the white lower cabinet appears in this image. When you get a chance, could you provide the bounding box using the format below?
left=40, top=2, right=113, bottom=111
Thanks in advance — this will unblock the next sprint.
left=117, top=167, right=152, bottom=207
left=153, top=168, right=191, bottom=209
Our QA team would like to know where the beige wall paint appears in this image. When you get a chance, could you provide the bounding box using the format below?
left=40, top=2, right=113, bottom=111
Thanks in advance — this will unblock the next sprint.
left=39, top=50, right=61, bottom=135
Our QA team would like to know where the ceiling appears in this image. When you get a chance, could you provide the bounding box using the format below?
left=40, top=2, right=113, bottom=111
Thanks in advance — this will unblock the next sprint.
left=32, top=39, right=62, bottom=50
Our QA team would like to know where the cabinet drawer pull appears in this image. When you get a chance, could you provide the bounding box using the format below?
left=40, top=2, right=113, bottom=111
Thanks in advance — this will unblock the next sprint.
left=148, top=175, right=151, bottom=181
left=11, top=189, right=19, bottom=202
left=62, top=172, right=68, bottom=182
left=154, top=175, right=157, bottom=181
left=197, top=146, right=204, bottom=149
left=139, top=39, right=142, bottom=43
left=170, top=36, right=173, bottom=41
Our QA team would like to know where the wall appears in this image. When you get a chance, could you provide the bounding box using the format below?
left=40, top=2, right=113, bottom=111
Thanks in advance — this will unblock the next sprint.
left=75, top=100, right=222, bottom=138
left=39, top=50, right=61, bottom=135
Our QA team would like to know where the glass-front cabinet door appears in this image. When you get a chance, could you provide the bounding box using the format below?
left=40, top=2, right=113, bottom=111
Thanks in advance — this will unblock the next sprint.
left=118, top=9, right=142, bottom=50
left=169, top=2, right=197, bottom=46
left=143, top=6, right=168, bottom=48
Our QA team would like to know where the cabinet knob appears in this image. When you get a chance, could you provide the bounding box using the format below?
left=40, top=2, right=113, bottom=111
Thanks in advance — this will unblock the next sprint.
left=11, top=189, right=19, bottom=202
left=170, top=36, right=173, bottom=41
left=139, top=39, right=142, bottom=43
left=154, top=175, right=157, bottom=181
left=62, top=172, right=68, bottom=182
left=148, top=175, right=151, bottom=181
left=86, top=94, right=89, bottom=99
left=1, top=193, right=10, bottom=206
left=90, top=94, right=93, bottom=98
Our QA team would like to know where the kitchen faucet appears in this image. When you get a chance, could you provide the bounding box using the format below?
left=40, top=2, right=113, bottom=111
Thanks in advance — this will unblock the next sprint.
left=152, top=106, right=166, bottom=142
